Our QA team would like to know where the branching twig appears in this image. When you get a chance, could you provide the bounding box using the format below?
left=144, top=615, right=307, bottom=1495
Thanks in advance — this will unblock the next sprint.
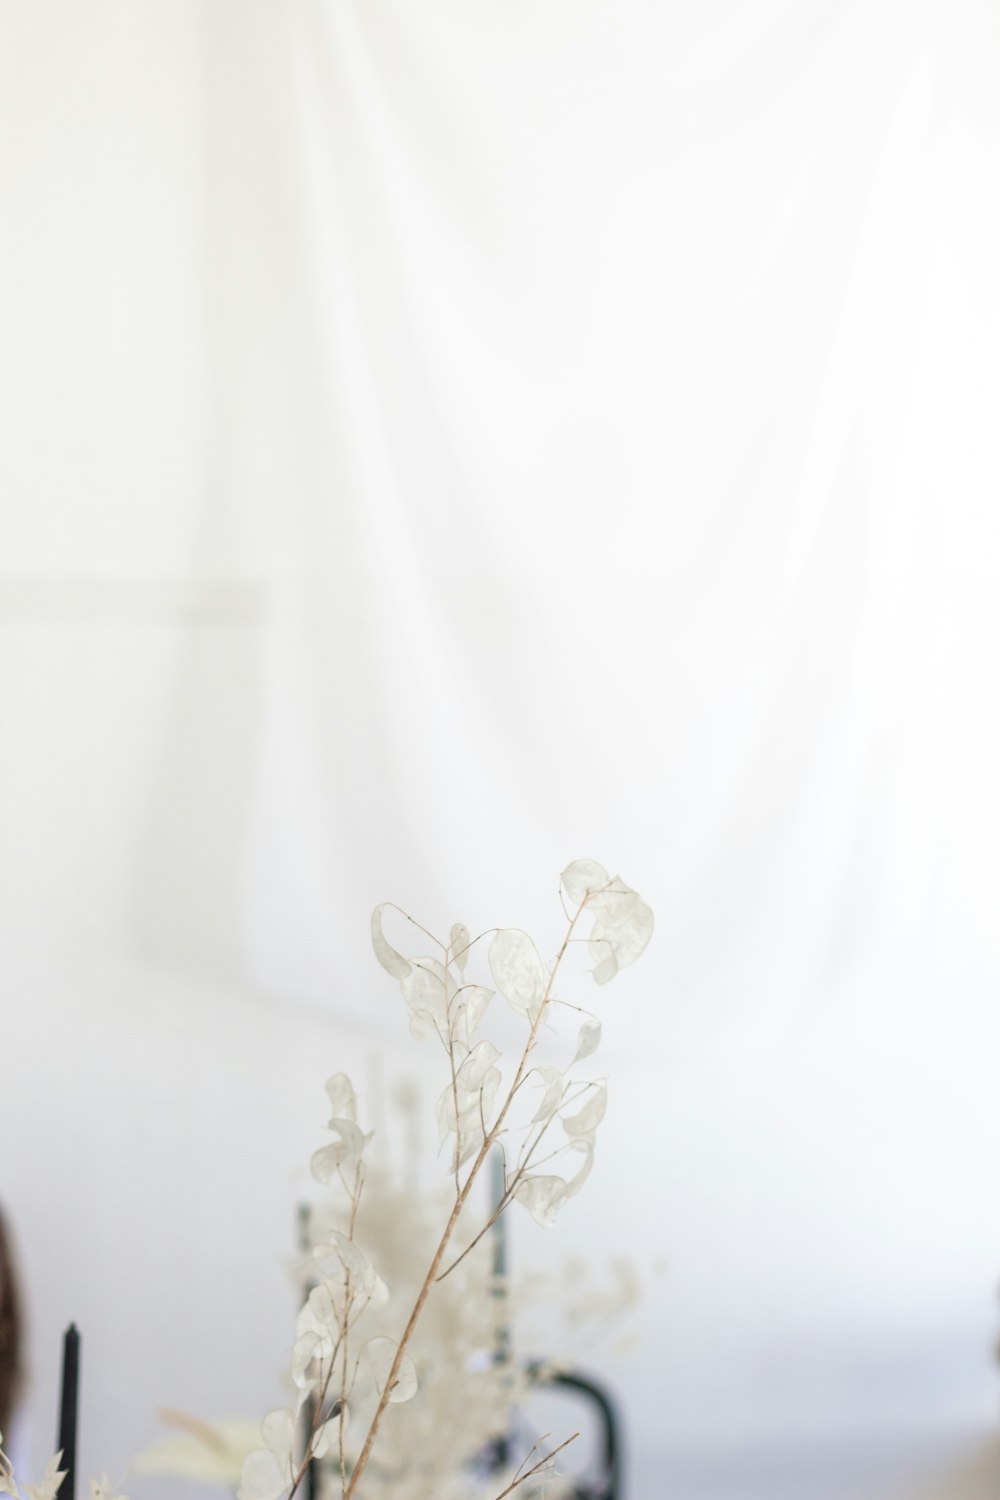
left=491, top=1432, right=580, bottom=1500
left=439, top=1078, right=598, bottom=1280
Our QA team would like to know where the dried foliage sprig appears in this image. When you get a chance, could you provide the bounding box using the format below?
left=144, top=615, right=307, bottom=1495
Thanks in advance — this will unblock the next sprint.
left=0, top=1442, right=125, bottom=1500
left=239, top=860, right=652, bottom=1500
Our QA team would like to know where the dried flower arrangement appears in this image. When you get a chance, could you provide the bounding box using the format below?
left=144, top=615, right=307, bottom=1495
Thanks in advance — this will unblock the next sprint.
left=0, top=860, right=652, bottom=1500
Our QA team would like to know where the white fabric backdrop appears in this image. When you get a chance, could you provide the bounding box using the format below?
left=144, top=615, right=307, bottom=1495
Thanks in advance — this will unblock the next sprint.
left=2, top=3, right=1000, bottom=1497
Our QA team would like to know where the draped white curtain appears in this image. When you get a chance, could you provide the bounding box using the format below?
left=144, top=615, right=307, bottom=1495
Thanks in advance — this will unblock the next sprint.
left=2, top=4, right=999, bottom=1497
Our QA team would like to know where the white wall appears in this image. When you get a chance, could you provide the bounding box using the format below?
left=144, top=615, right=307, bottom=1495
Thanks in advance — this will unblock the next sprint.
left=2, top=4, right=1000, bottom=1498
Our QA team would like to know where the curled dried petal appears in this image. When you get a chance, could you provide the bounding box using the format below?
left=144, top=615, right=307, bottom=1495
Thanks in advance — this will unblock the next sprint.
left=324, top=1073, right=357, bottom=1124
left=290, top=1332, right=320, bottom=1389
left=310, top=1120, right=370, bottom=1183
left=562, top=1082, right=607, bottom=1137
left=311, top=1418, right=339, bottom=1462
left=529, top=1065, right=565, bottom=1124
left=563, top=1136, right=595, bottom=1197
left=371, top=905, right=412, bottom=981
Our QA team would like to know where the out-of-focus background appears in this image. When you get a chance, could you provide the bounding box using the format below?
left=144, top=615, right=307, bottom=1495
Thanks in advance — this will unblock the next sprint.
left=2, top=3, right=999, bottom=1497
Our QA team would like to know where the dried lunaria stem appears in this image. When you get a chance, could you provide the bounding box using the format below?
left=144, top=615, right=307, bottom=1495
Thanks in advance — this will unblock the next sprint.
left=238, top=860, right=653, bottom=1500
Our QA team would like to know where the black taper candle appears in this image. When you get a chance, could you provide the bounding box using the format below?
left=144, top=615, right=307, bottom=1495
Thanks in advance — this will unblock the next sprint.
left=489, top=1150, right=511, bottom=1471
left=57, top=1325, right=80, bottom=1500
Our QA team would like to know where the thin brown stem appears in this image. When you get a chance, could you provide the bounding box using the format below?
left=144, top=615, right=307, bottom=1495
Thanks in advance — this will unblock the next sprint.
left=443, top=952, right=463, bottom=1198
left=435, top=1197, right=508, bottom=1283
left=379, top=904, right=447, bottom=953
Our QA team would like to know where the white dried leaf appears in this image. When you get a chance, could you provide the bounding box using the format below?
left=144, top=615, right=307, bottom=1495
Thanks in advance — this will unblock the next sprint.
left=365, top=1338, right=418, bottom=1404
left=589, top=882, right=653, bottom=984
left=560, top=859, right=610, bottom=907
left=437, top=1066, right=500, bottom=1141
left=370, top=905, right=411, bottom=981
left=290, top=1332, right=320, bottom=1389
left=437, top=1079, right=474, bottom=1140
left=310, top=1140, right=346, bottom=1188
left=294, top=1298, right=321, bottom=1344
left=311, top=1418, right=339, bottom=1461
left=564, top=1136, right=594, bottom=1198
left=308, top=1283, right=337, bottom=1329
left=530, top=1065, right=565, bottom=1124
left=261, top=1410, right=295, bottom=1463
left=435, top=1083, right=455, bottom=1144
left=409, top=1010, right=436, bottom=1042
left=401, top=958, right=452, bottom=1035
left=448, top=923, right=471, bottom=971
left=591, top=946, right=619, bottom=986
left=489, top=929, right=547, bottom=1020
left=237, top=1408, right=295, bottom=1500
left=456, top=1040, right=501, bottom=1092
left=332, top=1231, right=381, bottom=1303
left=451, top=984, right=493, bottom=1044
left=572, top=1017, right=602, bottom=1064
left=562, top=1082, right=607, bottom=1137
left=310, top=1120, right=370, bottom=1183
left=367, top=1269, right=390, bottom=1310
left=324, top=1073, right=356, bottom=1124
left=514, top=1174, right=569, bottom=1228
left=455, top=1122, right=486, bottom=1169
left=237, top=1450, right=286, bottom=1500
left=483, top=1065, right=501, bottom=1118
